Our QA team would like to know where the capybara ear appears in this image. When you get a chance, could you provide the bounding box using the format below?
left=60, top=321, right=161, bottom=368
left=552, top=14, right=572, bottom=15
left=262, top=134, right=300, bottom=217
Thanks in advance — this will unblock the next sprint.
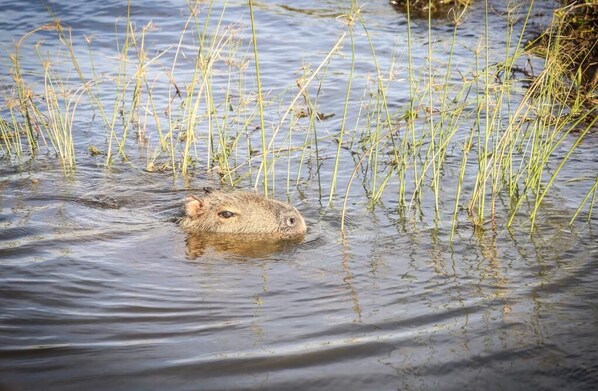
left=203, top=187, right=215, bottom=194
left=185, top=195, right=205, bottom=218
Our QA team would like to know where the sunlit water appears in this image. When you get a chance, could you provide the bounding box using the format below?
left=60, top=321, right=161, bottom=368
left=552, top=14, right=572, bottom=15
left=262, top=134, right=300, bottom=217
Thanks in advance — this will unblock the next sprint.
left=1, top=1, right=598, bottom=390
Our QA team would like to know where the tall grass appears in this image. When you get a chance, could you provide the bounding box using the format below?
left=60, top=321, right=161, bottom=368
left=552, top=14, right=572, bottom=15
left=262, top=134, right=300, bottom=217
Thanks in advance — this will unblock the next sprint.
left=0, top=0, right=595, bottom=233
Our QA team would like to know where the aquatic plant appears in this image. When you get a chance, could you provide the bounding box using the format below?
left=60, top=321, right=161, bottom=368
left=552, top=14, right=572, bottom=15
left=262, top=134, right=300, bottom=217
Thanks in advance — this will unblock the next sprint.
left=0, top=0, right=595, bottom=234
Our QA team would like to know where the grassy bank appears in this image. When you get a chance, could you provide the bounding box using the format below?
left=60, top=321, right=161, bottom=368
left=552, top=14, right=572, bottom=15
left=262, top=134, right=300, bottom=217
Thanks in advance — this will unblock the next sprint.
left=528, top=0, right=597, bottom=110
left=0, top=0, right=596, bottom=233
left=389, top=0, right=473, bottom=17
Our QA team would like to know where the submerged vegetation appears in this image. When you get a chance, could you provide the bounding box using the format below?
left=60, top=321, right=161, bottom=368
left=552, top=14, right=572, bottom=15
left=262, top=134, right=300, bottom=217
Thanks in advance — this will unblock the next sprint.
left=0, top=0, right=596, bottom=234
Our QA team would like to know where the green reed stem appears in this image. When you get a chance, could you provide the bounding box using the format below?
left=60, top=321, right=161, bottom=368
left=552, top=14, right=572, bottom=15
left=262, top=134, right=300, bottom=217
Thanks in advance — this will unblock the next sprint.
left=257, top=32, right=347, bottom=190
left=106, top=1, right=133, bottom=164
left=341, top=128, right=399, bottom=233
left=12, top=26, right=54, bottom=153
left=404, top=0, right=418, bottom=210
left=530, top=115, right=597, bottom=228
left=569, top=174, right=598, bottom=225
left=328, top=18, right=356, bottom=205
left=248, top=0, right=268, bottom=196
left=359, top=17, right=398, bottom=202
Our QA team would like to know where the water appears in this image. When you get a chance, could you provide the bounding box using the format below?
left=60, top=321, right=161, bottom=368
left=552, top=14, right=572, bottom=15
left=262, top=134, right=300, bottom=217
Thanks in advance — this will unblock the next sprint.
left=1, top=1, right=598, bottom=390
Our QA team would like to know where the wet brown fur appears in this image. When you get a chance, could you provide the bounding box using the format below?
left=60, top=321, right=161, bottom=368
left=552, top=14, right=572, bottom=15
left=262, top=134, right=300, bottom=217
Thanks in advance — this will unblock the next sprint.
left=180, top=188, right=306, bottom=238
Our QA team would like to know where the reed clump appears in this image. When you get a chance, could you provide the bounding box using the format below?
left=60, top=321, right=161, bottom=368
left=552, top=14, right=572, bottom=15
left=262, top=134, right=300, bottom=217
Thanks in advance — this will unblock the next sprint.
left=0, top=0, right=595, bottom=234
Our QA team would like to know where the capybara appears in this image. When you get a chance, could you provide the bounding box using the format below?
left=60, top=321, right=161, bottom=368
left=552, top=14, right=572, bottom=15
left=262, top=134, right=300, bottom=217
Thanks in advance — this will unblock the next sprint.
left=180, top=188, right=306, bottom=238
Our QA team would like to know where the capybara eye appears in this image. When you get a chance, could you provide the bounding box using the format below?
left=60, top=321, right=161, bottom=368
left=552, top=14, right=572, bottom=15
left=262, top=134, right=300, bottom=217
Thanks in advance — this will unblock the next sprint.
left=288, top=217, right=296, bottom=226
left=218, top=211, right=234, bottom=218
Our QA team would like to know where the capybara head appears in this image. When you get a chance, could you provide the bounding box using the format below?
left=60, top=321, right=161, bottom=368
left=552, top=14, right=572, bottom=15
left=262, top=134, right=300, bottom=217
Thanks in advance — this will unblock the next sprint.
left=179, top=188, right=307, bottom=238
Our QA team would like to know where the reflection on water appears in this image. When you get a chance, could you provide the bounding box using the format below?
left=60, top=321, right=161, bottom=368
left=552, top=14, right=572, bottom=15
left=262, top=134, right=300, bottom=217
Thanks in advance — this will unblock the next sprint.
left=185, top=232, right=305, bottom=259
left=1, top=0, right=598, bottom=390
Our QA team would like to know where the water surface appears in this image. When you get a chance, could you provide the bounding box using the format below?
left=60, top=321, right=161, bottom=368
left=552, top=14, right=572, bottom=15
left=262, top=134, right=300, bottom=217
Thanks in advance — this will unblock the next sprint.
left=1, top=1, right=598, bottom=390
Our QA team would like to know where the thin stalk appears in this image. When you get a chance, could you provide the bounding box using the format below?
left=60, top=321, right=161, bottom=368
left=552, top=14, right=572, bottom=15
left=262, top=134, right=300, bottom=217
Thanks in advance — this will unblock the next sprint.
left=405, top=0, right=417, bottom=209
left=106, top=0, right=134, bottom=164
left=569, top=174, right=598, bottom=226
left=426, top=0, right=440, bottom=220
left=254, top=32, right=348, bottom=189
left=478, top=0, right=491, bottom=224
left=359, top=16, right=399, bottom=201
left=529, top=115, right=597, bottom=228
left=248, top=0, right=268, bottom=196
left=328, top=23, right=355, bottom=205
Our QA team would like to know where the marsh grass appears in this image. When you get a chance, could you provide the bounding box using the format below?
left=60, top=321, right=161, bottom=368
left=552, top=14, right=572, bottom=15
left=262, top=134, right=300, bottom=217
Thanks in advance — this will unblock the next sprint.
left=0, top=0, right=596, bottom=234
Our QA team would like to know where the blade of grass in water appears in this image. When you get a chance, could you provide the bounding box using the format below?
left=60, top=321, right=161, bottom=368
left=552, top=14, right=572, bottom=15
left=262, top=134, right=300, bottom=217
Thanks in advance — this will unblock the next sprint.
left=248, top=0, right=269, bottom=196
